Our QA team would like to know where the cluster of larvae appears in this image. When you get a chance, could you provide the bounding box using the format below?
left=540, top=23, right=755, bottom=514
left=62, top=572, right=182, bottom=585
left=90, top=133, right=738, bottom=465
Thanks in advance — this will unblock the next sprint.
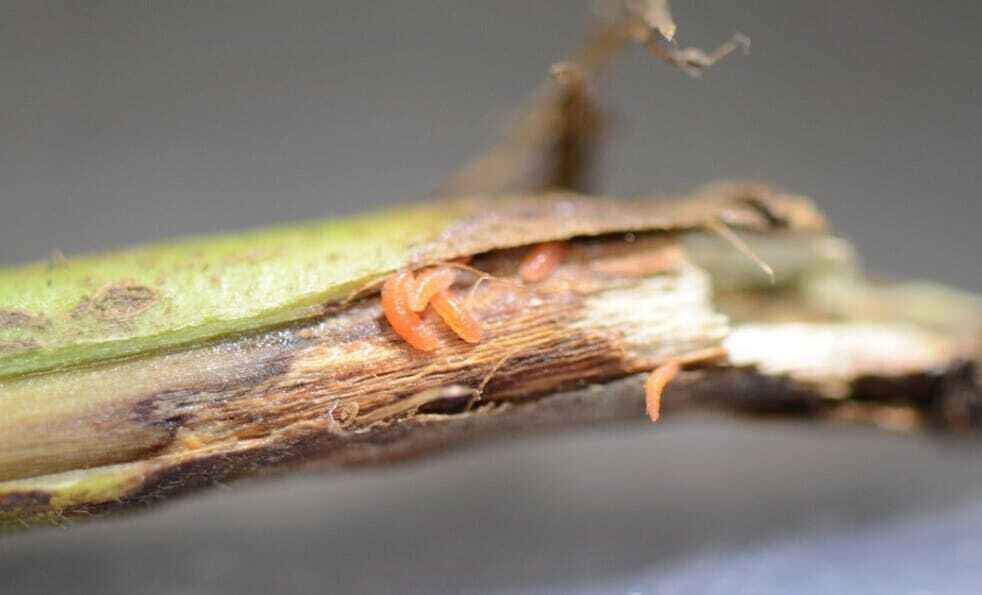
left=380, top=240, right=678, bottom=421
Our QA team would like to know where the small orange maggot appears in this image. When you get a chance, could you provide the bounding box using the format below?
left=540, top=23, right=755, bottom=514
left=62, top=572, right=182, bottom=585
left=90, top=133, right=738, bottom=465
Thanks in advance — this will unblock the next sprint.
left=383, top=265, right=483, bottom=350
left=519, top=241, right=565, bottom=283
left=644, top=360, right=681, bottom=422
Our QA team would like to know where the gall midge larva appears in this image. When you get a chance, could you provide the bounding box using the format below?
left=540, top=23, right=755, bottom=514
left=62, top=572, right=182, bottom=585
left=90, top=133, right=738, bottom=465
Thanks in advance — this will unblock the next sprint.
left=430, top=289, right=482, bottom=344
left=519, top=241, right=565, bottom=283
left=382, top=265, right=483, bottom=349
left=409, top=267, right=457, bottom=312
left=644, top=360, right=681, bottom=422
left=381, top=247, right=682, bottom=421
left=381, top=269, right=440, bottom=351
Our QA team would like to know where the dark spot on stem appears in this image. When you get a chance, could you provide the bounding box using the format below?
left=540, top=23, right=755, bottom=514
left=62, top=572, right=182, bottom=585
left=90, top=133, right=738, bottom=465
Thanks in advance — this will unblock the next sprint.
left=0, top=309, right=49, bottom=330
left=0, top=490, right=52, bottom=512
left=73, top=282, right=160, bottom=322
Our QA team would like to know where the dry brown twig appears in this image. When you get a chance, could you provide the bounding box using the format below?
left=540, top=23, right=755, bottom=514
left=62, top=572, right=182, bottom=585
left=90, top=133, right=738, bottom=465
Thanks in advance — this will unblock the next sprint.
left=438, top=0, right=750, bottom=195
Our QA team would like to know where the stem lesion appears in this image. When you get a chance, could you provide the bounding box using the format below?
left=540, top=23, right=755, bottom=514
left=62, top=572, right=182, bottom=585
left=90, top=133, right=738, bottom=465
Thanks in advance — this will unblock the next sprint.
left=3, top=222, right=982, bottom=526
left=4, top=2, right=982, bottom=529
left=0, top=235, right=724, bottom=484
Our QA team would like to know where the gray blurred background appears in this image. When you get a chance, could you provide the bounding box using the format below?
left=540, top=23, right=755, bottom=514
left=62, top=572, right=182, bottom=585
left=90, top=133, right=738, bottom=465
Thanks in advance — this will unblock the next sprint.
left=2, top=1, right=982, bottom=594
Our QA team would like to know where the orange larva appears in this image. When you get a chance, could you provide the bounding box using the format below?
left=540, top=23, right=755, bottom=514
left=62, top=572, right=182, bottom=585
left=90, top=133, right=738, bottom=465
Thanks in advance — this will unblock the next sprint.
left=382, top=266, right=483, bottom=349
left=380, top=246, right=681, bottom=406
left=381, top=269, right=440, bottom=351
left=430, top=289, right=482, bottom=344
left=644, top=360, right=681, bottom=422
left=519, top=241, right=565, bottom=283
left=409, top=267, right=457, bottom=312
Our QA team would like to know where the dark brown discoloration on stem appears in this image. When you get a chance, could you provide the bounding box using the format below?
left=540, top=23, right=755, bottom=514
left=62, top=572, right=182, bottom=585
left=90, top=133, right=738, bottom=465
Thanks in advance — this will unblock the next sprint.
left=144, top=241, right=708, bottom=449
left=12, top=362, right=981, bottom=524
left=929, top=363, right=982, bottom=430
left=0, top=322, right=311, bottom=483
left=0, top=490, right=51, bottom=511
left=849, top=361, right=982, bottom=431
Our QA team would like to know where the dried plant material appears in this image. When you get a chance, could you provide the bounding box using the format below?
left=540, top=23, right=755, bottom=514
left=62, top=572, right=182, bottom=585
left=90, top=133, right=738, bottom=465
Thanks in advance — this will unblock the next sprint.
left=643, top=32, right=751, bottom=78
left=628, top=0, right=677, bottom=41
left=2, top=182, right=980, bottom=527
left=2, top=3, right=981, bottom=532
left=594, top=0, right=677, bottom=42
left=705, top=218, right=775, bottom=282
left=439, top=0, right=748, bottom=195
